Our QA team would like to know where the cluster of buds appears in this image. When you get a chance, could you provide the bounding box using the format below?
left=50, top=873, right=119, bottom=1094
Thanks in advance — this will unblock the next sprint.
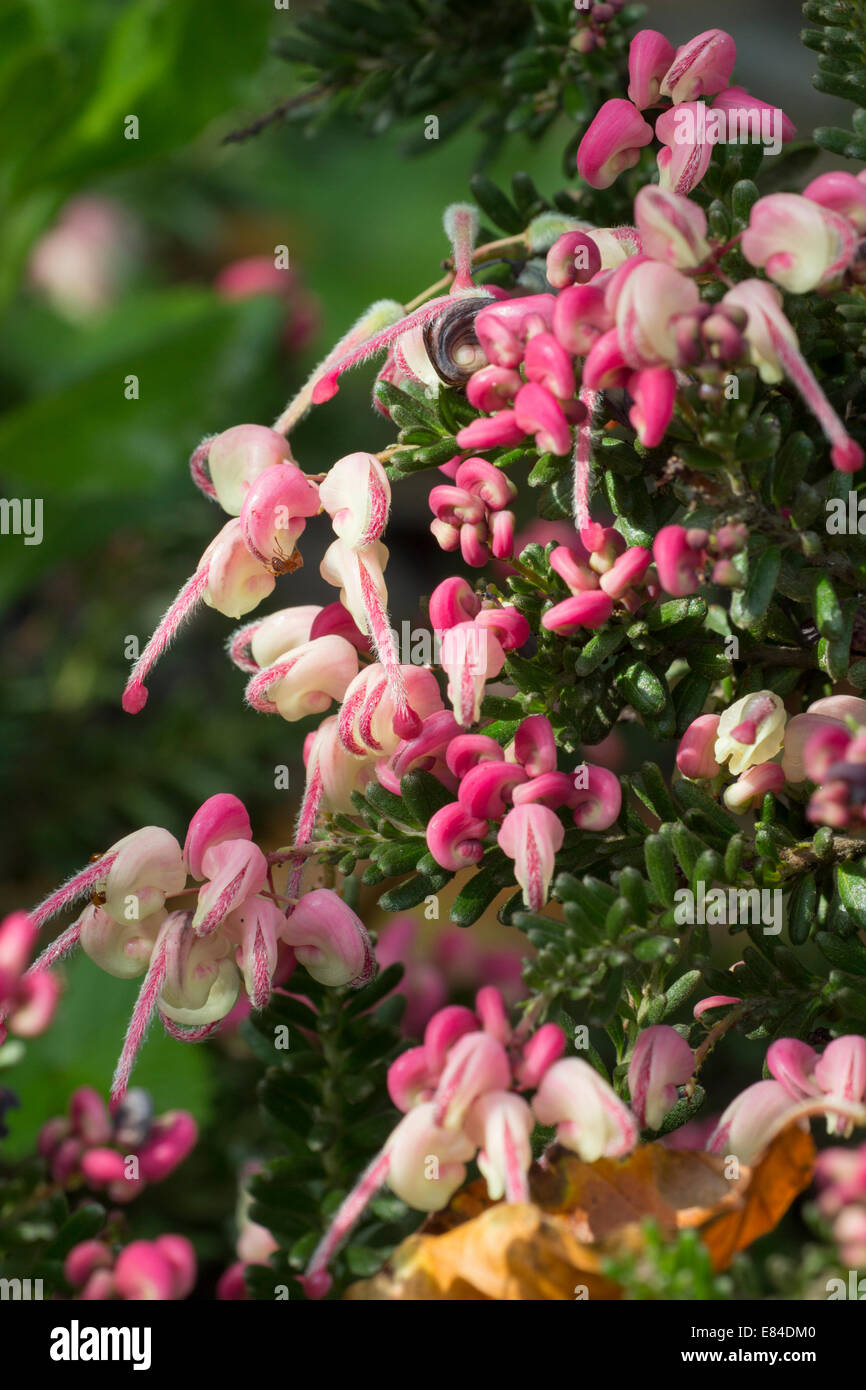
left=20, top=793, right=373, bottom=1105
left=570, top=0, right=627, bottom=56
left=0, top=911, right=59, bottom=1046
left=814, top=1142, right=866, bottom=1268
left=428, top=457, right=517, bottom=566
left=678, top=692, right=866, bottom=820
left=708, top=1035, right=866, bottom=1163
left=38, top=1087, right=196, bottom=1203
left=578, top=27, right=794, bottom=196
left=65, top=1235, right=196, bottom=1301
left=677, top=690, right=788, bottom=810
left=300, top=987, right=668, bottom=1297
left=424, top=713, right=622, bottom=910
left=543, top=525, right=652, bottom=633
left=782, top=695, right=866, bottom=829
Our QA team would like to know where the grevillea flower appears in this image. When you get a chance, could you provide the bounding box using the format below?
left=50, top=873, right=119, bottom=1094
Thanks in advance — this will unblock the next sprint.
left=440, top=620, right=506, bottom=727
left=628, top=366, right=676, bottom=447
left=338, top=663, right=443, bottom=756
left=652, top=524, right=707, bottom=596
left=714, top=691, right=786, bottom=775
left=677, top=715, right=722, bottom=780
left=319, top=452, right=390, bottom=550
left=654, top=103, right=714, bottom=197
left=723, top=761, right=786, bottom=811
left=658, top=29, right=736, bottom=104
left=532, top=1058, right=638, bottom=1161
left=609, top=258, right=701, bottom=368
left=627, top=29, right=676, bottom=109
left=633, top=185, right=710, bottom=269
left=65, top=1235, right=196, bottom=1301
left=805, top=170, right=866, bottom=234
left=40, top=1087, right=197, bottom=1202
left=0, top=912, right=60, bottom=1044
left=706, top=1080, right=801, bottom=1164
left=299, top=989, right=569, bottom=1296
left=628, top=1025, right=695, bottom=1130
left=721, top=279, right=863, bottom=473
left=244, top=634, right=359, bottom=721
left=769, top=1035, right=866, bottom=1138
left=196, top=424, right=296, bottom=513
left=542, top=589, right=613, bottom=634
left=577, top=98, right=654, bottom=190
left=741, top=193, right=856, bottom=294
left=497, top=804, right=564, bottom=910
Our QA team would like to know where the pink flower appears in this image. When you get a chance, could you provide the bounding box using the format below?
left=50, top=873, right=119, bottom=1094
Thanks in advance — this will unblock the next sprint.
left=545, top=231, right=602, bottom=289
left=577, top=98, right=654, bottom=190
left=628, top=1025, right=695, bottom=1130
left=609, top=258, right=700, bottom=368
left=627, top=29, right=676, bottom=109
left=654, top=104, right=714, bottom=196
left=532, top=1058, right=638, bottom=1161
left=497, top=803, right=565, bottom=910
left=0, top=912, right=61, bottom=1044
left=571, top=765, right=622, bottom=831
left=633, top=186, right=710, bottom=268
left=742, top=193, right=856, bottom=293
left=707, top=1080, right=801, bottom=1163
left=426, top=802, right=489, bottom=871
left=282, top=889, right=374, bottom=988
left=244, top=634, right=359, bottom=721
left=513, top=382, right=573, bottom=455
left=723, top=761, right=786, bottom=811
left=203, top=424, right=296, bottom=515
left=805, top=170, right=866, bottom=234
left=659, top=29, right=736, bottom=104
left=628, top=367, right=676, bottom=447
left=440, top=620, right=506, bottom=726
left=677, top=714, right=722, bottom=780
left=652, top=524, right=707, bottom=596
left=542, top=591, right=613, bottom=634
left=319, top=452, right=390, bottom=550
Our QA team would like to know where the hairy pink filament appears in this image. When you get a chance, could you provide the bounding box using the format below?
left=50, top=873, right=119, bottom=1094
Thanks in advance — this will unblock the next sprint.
left=189, top=436, right=218, bottom=500
left=30, top=855, right=118, bottom=930
left=272, top=308, right=404, bottom=436
left=227, top=622, right=260, bottom=673
left=122, top=567, right=210, bottom=715
left=449, top=208, right=477, bottom=293
left=338, top=681, right=369, bottom=755
left=251, top=926, right=271, bottom=1010
left=110, top=934, right=168, bottom=1110
left=768, top=323, right=860, bottom=461
left=28, top=919, right=84, bottom=972
left=286, top=761, right=325, bottom=906
left=159, top=1016, right=222, bottom=1043
left=306, top=298, right=469, bottom=406
left=300, top=1148, right=392, bottom=1299
left=245, top=655, right=298, bottom=714
left=573, top=386, right=599, bottom=532
left=357, top=470, right=390, bottom=550
left=358, top=555, right=419, bottom=739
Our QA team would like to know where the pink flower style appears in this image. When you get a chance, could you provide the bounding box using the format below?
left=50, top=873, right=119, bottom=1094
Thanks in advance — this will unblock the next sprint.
left=17, top=793, right=373, bottom=1108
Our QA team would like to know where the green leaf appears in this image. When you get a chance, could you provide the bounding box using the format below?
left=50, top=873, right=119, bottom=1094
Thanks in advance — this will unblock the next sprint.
left=836, top=862, right=866, bottom=928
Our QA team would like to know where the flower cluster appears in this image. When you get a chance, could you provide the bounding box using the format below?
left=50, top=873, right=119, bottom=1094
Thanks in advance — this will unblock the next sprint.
left=22, top=792, right=372, bottom=1104
left=38, top=1087, right=196, bottom=1202
left=0, top=911, right=59, bottom=1046
left=578, top=27, right=794, bottom=196
left=815, top=1142, right=866, bottom=1269
left=424, top=712, right=621, bottom=910
left=299, top=986, right=654, bottom=1297
left=677, top=691, right=866, bottom=822
left=708, top=1035, right=866, bottom=1163
left=64, top=1235, right=196, bottom=1301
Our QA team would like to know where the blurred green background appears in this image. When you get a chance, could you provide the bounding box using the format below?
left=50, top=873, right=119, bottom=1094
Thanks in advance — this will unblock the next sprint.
left=0, top=0, right=832, bottom=1153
